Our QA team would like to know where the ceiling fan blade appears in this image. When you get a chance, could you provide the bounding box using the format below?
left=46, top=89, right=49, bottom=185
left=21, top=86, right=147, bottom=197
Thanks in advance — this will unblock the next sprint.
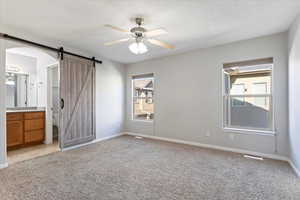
left=145, top=28, right=168, bottom=37
left=148, top=39, right=175, bottom=49
left=104, top=24, right=129, bottom=33
left=104, top=38, right=130, bottom=46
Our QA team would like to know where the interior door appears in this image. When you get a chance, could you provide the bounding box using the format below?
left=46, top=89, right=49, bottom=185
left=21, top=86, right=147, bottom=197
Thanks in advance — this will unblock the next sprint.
left=59, top=55, right=95, bottom=149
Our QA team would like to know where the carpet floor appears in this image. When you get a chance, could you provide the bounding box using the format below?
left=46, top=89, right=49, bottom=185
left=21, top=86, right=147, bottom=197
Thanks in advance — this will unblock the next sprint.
left=0, top=135, right=299, bottom=200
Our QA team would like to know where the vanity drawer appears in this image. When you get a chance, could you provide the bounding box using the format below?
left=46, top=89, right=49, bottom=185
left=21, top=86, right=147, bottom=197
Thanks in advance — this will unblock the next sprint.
left=24, top=119, right=45, bottom=131
left=24, top=112, right=45, bottom=120
left=24, top=130, right=44, bottom=143
left=7, top=113, right=23, bottom=121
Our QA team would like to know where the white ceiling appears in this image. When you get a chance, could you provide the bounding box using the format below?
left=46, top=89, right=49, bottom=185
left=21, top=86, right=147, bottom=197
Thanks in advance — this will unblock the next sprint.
left=6, top=47, right=58, bottom=66
left=2, top=0, right=300, bottom=64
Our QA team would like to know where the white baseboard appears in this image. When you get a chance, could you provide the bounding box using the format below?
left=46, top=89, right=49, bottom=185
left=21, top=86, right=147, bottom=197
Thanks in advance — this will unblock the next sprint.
left=0, top=162, right=8, bottom=169
left=288, top=160, right=300, bottom=177
left=62, top=133, right=124, bottom=152
left=124, top=132, right=289, bottom=161
left=125, top=132, right=300, bottom=177
left=92, top=133, right=125, bottom=143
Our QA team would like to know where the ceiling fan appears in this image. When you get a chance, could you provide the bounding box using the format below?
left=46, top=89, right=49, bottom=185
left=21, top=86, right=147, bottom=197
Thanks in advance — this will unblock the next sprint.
left=104, top=17, right=175, bottom=54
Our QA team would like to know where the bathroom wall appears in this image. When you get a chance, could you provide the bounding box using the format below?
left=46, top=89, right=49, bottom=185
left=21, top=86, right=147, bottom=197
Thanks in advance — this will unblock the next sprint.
left=51, top=67, right=59, bottom=127
left=6, top=52, right=37, bottom=107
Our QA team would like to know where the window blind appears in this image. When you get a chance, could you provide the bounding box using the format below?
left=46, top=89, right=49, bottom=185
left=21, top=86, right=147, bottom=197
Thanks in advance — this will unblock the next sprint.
left=132, top=73, right=154, bottom=80
left=223, top=57, right=273, bottom=69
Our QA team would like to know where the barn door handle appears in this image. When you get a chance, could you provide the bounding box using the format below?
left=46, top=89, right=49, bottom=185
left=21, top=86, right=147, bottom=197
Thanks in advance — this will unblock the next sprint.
left=60, top=98, right=64, bottom=109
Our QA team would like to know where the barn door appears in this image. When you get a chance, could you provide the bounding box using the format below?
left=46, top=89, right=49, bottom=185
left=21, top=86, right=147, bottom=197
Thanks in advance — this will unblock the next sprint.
left=59, top=54, right=95, bottom=149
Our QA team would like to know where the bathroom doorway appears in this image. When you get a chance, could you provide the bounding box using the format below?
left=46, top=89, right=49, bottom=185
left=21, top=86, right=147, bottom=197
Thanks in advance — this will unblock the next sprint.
left=5, top=46, right=60, bottom=165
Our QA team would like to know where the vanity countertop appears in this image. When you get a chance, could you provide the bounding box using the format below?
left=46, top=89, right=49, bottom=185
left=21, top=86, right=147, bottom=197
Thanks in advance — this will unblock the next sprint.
left=6, top=107, right=46, bottom=113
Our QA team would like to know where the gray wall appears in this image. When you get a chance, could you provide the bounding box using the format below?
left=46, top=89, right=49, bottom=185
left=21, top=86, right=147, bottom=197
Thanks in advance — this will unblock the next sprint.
left=95, top=59, right=125, bottom=139
left=125, top=32, right=289, bottom=157
left=288, top=14, right=300, bottom=172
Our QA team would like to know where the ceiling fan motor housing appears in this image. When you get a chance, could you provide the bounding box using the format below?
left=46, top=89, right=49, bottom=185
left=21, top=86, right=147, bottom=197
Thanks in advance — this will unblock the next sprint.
left=130, top=17, right=147, bottom=38
left=135, top=17, right=144, bottom=26
left=130, top=27, right=146, bottom=33
left=130, top=26, right=147, bottom=38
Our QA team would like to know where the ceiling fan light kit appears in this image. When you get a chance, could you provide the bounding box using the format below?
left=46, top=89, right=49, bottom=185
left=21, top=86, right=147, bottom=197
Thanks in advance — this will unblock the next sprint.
left=129, top=42, right=148, bottom=54
left=104, top=17, right=175, bottom=55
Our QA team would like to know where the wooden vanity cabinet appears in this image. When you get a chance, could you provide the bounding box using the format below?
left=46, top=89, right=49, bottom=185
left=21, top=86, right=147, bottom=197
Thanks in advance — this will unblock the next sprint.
left=7, top=111, right=45, bottom=150
left=7, top=113, right=24, bottom=148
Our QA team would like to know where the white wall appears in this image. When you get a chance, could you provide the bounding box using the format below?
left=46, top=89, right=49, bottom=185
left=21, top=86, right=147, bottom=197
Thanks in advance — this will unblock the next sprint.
left=95, top=60, right=125, bottom=139
left=36, top=52, right=57, bottom=107
left=0, top=40, right=7, bottom=167
left=51, top=67, right=59, bottom=127
left=6, top=52, right=37, bottom=75
left=6, top=52, right=37, bottom=107
left=288, top=14, right=300, bottom=172
left=125, top=32, right=289, bottom=157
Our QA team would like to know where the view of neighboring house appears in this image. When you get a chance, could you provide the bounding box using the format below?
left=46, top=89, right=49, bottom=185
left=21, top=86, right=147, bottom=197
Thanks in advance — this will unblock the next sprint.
left=133, top=77, right=154, bottom=120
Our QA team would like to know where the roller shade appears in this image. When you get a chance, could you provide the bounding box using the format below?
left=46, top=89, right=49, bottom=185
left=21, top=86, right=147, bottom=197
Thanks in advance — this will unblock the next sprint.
left=223, top=57, right=273, bottom=69
left=132, top=73, right=154, bottom=80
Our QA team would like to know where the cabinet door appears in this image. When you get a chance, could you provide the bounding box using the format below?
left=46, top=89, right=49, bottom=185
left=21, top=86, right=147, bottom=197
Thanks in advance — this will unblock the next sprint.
left=24, top=119, right=45, bottom=131
left=7, top=120, right=23, bottom=148
left=24, top=130, right=44, bottom=143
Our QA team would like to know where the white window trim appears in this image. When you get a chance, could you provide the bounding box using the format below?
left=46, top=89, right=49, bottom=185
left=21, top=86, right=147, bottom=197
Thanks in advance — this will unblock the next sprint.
left=223, top=127, right=275, bottom=136
left=131, top=76, right=154, bottom=122
left=221, top=64, right=275, bottom=134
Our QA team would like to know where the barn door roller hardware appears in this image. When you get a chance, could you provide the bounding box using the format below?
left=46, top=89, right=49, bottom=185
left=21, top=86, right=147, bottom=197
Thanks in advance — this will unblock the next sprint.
left=0, top=33, right=102, bottom=64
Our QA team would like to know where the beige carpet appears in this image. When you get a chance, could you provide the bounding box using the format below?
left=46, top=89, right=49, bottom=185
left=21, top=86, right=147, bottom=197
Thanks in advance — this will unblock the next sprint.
left=0, top=135, right=299, bottom=200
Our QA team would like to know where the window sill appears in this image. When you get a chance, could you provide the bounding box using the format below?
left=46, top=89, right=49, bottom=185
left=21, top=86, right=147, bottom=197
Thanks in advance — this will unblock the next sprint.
left=131, top=119, right=153, bottom=123
left=223, top=127, right=275, bottom=136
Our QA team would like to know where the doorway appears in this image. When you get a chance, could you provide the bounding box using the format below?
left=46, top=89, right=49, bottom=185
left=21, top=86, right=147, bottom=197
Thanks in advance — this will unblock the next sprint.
left=5, top=47, right=60, bottom=165
left=46, top=64, right=60, bottom=145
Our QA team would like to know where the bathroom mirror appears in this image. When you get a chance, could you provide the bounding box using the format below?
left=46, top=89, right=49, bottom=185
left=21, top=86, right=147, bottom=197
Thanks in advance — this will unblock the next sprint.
left=6, top=72, right=29, bottom=108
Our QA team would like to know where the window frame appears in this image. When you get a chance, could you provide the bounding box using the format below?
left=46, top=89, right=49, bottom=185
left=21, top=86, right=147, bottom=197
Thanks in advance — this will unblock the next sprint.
left=131, top=75, right=154, bottom=122
left=222, top=64, right=275, bottom=135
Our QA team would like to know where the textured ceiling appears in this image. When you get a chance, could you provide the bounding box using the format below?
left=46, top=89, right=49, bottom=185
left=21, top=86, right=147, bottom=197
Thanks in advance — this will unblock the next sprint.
left=2, top=0, right=300, bottom=64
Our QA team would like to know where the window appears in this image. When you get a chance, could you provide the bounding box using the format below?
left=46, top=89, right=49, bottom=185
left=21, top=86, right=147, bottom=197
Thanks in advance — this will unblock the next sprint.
left=132, top=74, right=154, bottom=121
left=223, top=58, right=274, bottom=132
